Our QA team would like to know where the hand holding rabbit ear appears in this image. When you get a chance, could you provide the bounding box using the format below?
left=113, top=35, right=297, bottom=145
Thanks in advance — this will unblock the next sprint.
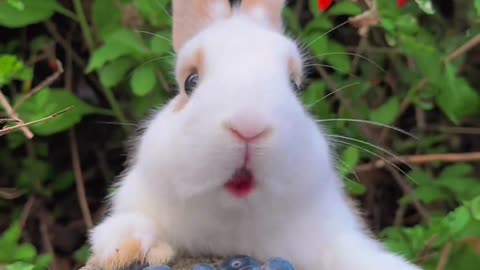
left=87, top=1, right=423, bottom=270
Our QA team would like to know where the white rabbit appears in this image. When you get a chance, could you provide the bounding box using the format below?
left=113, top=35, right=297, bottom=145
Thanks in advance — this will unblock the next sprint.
left=88, top=1, right=422, bottom=269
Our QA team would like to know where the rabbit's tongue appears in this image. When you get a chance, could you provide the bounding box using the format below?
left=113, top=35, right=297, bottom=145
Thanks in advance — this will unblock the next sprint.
left=224, top=167, right=256, bottom=198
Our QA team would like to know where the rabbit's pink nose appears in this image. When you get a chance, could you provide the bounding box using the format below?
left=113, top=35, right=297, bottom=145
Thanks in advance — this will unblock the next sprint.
left=225, top=114, right=271, bottom=142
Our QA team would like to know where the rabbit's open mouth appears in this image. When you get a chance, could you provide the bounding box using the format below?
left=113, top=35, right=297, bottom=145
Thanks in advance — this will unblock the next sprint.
left=224, top=167, right=256, bottom=198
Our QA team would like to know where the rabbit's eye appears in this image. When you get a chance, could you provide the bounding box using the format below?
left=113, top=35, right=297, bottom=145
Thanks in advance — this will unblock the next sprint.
left=185, top=72, right=199, bottom=95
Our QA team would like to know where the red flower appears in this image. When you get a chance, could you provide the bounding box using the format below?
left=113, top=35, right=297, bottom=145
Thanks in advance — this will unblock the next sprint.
left=318, top=0, right=334, bottom=12
left=397, top=0, right=409, bottom=8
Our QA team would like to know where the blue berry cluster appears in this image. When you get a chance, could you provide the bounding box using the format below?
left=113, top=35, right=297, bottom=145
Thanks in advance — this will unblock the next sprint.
left=141, top=255, right=294, bottom=270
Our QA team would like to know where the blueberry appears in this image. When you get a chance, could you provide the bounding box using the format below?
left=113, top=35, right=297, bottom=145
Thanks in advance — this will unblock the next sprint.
left=143, top=265, right=172, bottom=270
left=219, top=255, right=261, bottom=270
left=262, top=258, right=294, bottom=270
left=192, top=264, right=216, bottom=270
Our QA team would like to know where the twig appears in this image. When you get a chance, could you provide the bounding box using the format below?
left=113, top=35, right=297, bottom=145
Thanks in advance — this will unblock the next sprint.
left=0, top=90, right=34, bottom=139
left=14, top=60, right=64, bottom=109
left=20, top=197, right=35, bottom=229
left=0, top=118, right=20, bottom=124
left=0, top=107, right=73, bottom=137
left=436, top=243, right=453, bottom=270
left=446, top=34, right=480, bottom=62
left=44, top=21, right=87, bottom=68
left=388, top=168, right=431, bottom=224
left=69, top=129, right=94, bottom=229
left=73, top=0, right=96, bottom=51
left=0, top=188, right=24, bottom=200
left=356, top=152, right=480, bottom=172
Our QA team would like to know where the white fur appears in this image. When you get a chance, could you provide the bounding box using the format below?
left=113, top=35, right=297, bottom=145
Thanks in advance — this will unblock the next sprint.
left=89, top=5, right=422, bottom=270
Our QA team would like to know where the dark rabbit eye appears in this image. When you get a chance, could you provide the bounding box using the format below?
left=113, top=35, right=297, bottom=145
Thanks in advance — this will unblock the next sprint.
left=185, top=72, right=199, bottom=95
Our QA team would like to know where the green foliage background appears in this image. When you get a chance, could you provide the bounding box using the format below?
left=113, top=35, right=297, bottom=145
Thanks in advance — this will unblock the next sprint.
left=0, top=0, right=479, bottom=269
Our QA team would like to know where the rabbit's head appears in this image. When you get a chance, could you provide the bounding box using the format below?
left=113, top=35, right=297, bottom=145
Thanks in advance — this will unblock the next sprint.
left=134, top=0, right=339, bottom=208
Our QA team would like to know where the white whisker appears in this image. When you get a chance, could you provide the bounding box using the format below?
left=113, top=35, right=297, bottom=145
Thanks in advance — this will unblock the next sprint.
left=305, top=20, right=351, bottom=48
left=306, top=82, right=360, bottom=108
left=329, top=138, right=417, bottom=184
left=314, top=52, right=385, bottom=73
left=317, top=119, right=418, bottom=139
left=135, top=30, right=172, bottom=42
left=327, top=134, right=413, bottom=171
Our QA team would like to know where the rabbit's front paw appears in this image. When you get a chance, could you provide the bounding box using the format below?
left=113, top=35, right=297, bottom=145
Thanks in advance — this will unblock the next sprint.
left=88, top=213, right=175, bottom=270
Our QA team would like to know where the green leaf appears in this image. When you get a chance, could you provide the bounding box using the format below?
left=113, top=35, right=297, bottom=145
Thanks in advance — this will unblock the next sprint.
left=476, top=0, right=480, bottom=16
left=339, top=146, right=360, bottom=176
left=7, top=0, right=24, bottom=10
left=412, top=186, right=450, bottom=204
left=14, top=244, right=37, bottom=261
left=17, top=159, right=52, bottom=195
left=0, top=54, right=24, bottom=86
left=50, top=171, right=75, bottom=193
left=86, top=29, right=148, bottom=72
left=323, top=41, right=352, bottom=74
left=283, top=7, right=301, bottom=35
left=5, top=262, right=35, bottom=270
left=327, top=2, right=362, bottom=16
left=34, top=254, right=53, bottom=270
left=443, top=206, right=471, bottom=236
left=93, top=0, right=122, bottom=40
left=436, top=64, right=480, bottom=124
left=0, top=0, right=59, bottom=28
left=440, top=163, right=474, bottom=179
left=105, top=29, right=147, bottom=55
left=73, top=245, right=91, bottom=264
left=344, top=179, right=366, bottom=196
left=394, top=14, right=419, bottom=34
left=399, top=34, right=442, bottom=82
left=134, top=0, right=171, bottom=27
left=98, top=57, right=137, bottom=88
left=472, top=196, right=480, bottom=221
left=130, top=64, right=157, bottom=96
left=414, top=0, right=435, bottom=15
left=86, top=43, right=133, bottom=73
left=16, top=88, right=98, bottom=135
left=132, top=89, right=169, bottom=118
left=149, top=31, right=172, bottom=56
left=369, top=97, right=400, bottom=125
left=301, top=81, right=329, bottom=118
left=303, top=15, right=333, bottom=34
left=0, top=221, right=21, bottom=248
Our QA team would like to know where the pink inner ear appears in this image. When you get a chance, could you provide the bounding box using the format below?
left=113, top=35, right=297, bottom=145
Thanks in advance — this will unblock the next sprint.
left=173, top=0, right=232, bottom=52
left=240, top=0, right=285, bottom=30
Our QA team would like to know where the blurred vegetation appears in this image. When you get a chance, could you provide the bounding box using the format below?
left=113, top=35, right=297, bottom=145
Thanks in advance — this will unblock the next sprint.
left=0, top=0, right=479, bottom=269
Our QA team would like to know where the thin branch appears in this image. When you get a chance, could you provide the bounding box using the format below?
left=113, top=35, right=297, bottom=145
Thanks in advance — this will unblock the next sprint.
left=436, top=243, right=453, bottom=270
left=0, top=188, right=24, bottom=200
left=14, top=60, right=64, bottom=109
left=388, top=168, right=431, bottom=224
left=0, top=118, right=20, bottom=124
left=446, top=34, right=480, bottom=62
left=0, top=90, right=33, bottom=139
left=72, top=0, right=96, bottom=51
left=69, top=129, right=94, bottom=229
left=20, top=197, right=35, bottom=229
left=356, top=152, right=480, bottom=172
left=0, top=107, right=73, bottom=137
left=44, top=20, right=87, bottom=68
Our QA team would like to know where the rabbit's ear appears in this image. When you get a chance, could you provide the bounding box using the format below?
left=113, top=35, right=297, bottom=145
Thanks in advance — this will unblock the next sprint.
left=173, top=0, right=232, bottom=51
left=240, top=0, right=286, bottom=30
